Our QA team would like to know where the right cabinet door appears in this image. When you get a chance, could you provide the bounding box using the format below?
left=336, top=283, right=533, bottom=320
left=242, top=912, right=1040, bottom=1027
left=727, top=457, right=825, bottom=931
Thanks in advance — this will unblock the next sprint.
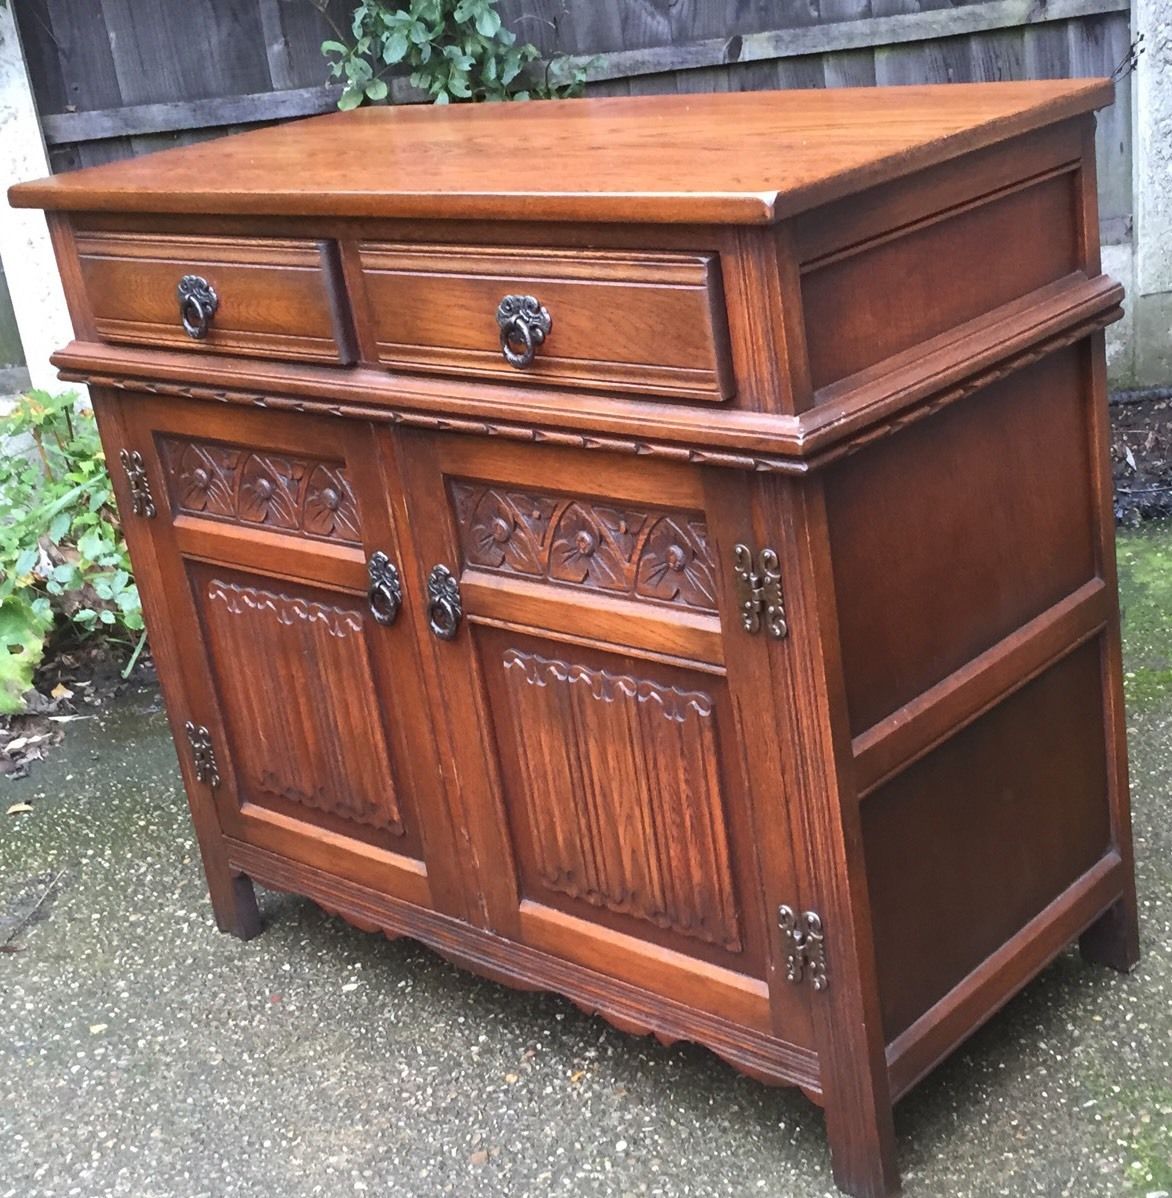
left=393, top=430, right=811, bottom=1045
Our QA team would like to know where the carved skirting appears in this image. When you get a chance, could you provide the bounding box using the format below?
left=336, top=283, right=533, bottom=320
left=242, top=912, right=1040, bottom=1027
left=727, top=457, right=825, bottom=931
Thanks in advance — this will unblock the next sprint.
left=224, top=836, right=822, bottom=1097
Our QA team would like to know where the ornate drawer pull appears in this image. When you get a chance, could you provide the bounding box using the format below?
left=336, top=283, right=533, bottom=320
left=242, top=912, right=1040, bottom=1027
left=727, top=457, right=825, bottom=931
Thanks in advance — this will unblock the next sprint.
left=177, top=274, right=219, bottom=340
left=367, top=551, right=402, bottom=626
left=496, top=294, right=552, bottom=369
left=426, top=564, right=462, bottom=640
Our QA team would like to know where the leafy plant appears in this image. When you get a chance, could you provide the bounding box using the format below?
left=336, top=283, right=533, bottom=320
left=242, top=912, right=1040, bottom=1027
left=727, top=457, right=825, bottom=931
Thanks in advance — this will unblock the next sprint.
left=320, top=0, right=586, bottom=107
left=0, top=390, right=144, bottom=712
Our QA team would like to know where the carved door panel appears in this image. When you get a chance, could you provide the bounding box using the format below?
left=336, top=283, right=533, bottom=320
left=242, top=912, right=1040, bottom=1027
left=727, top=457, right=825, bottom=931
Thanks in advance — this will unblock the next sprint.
left=102, top=392, right=468, bottom=918
left=393, top=430, right=813, bottom=1045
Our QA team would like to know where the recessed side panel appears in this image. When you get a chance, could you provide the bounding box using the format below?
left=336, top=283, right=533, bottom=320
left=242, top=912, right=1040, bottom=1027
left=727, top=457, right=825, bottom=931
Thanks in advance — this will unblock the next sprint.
left=801, top=169, right=1079, bottom=390
left=861, top=642, right=1111, bottom=1041
left=825, top=346, right=1096, bottom=736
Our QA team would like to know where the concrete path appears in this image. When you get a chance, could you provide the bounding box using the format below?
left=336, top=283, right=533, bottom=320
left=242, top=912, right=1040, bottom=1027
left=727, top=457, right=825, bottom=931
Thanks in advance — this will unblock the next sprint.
left=2, top=524, right=1170, bottom=1198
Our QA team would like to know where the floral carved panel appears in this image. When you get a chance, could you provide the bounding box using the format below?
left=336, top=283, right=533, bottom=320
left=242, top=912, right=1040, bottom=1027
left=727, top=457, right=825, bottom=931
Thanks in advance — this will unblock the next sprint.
left=159, top=437, right=361, bottom=544
left=449, top=482, right=717, bottom=612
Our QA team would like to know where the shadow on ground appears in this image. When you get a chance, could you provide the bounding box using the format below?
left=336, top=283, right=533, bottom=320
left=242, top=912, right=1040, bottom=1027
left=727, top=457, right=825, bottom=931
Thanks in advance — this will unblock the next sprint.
left=1, top=524, right=1170, bottom=1198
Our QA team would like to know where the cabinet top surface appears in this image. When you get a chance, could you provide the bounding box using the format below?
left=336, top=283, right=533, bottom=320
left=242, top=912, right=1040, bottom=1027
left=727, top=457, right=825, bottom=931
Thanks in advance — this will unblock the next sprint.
left=10, top=80, right=1109, bottom=226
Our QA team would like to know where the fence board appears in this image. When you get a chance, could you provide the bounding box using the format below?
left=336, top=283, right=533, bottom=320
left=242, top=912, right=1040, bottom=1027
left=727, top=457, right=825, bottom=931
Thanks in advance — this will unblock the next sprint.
left=547, top=0, right=1124, bottom=89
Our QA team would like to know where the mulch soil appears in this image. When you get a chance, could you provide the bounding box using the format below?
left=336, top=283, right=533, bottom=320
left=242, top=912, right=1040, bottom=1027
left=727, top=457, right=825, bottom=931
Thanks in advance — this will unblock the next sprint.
left=1111, top=389, right=1172, bottom=524
left=0, top=634, right=155, bottom=782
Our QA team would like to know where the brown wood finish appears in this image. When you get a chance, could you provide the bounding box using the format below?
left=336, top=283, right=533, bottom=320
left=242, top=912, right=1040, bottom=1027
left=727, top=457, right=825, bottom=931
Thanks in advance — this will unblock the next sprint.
left=12, top=85, right=1139, bottom=1198
left=357, top=243, right=735, bottom=400
left=75, top=231, right=355, bottom=364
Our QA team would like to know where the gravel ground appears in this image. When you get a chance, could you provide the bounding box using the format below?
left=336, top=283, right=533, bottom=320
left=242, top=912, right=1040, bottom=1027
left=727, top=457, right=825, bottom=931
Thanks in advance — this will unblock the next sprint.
left=1, top=524, right=1171, bottom=1198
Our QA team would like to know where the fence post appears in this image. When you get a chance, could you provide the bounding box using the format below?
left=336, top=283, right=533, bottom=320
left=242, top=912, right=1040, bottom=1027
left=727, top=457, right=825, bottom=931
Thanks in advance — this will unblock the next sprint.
left=1133, top=0, right=1172, bottom=385
left=0, top=9, right=75, bottom=395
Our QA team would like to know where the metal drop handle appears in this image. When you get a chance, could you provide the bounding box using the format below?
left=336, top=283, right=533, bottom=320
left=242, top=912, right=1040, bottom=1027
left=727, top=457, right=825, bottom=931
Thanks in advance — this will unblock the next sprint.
left=426, top=564, right=462, bottom=640
left=367, top=551, right=402, bottom=626
left=496, top=294, right=552, bottom=369
left=178, top=274, right=219, bottom=340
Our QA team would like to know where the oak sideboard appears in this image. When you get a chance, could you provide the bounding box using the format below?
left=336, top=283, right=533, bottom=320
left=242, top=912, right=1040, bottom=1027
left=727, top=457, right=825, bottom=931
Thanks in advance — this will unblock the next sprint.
left=10, top=81, right=1139, bottom=1197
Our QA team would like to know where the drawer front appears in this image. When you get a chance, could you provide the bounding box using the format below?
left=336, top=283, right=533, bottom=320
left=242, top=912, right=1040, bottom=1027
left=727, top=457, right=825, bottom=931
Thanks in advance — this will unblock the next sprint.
left=358, top=243, right=735, bottom=401
left=77, top=232, right=355, bottom=365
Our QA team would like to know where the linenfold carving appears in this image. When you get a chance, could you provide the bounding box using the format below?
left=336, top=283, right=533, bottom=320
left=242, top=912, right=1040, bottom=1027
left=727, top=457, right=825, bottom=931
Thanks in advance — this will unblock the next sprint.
left=501, top=648, right=741, bottom=951
left=204, top=576, right=404, bottom=836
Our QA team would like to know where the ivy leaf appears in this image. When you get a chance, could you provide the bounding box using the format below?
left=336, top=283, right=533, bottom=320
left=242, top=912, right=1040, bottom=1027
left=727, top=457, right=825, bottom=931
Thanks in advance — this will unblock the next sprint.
left=383, top=30, right=410, bottom=63
left=474, top=6, right=501, bottom=38
left=321, top=39, right=348, bottom=56
left=48, top=510, right=71, bottom=544
left=365, top=78, right=389, bottom=101
left=0, top=598, right=49, bottom=715
left=338, top=85, right=365, bottom=110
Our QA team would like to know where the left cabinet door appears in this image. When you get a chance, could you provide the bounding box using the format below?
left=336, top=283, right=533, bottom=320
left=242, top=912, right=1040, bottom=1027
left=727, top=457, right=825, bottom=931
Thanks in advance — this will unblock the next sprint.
left=97, top=389, right=469, bottom=920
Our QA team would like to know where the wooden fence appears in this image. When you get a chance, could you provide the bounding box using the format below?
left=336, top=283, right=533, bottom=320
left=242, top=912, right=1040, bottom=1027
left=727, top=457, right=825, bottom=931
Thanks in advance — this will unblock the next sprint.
left=14, top=0, right=1133, bottom=240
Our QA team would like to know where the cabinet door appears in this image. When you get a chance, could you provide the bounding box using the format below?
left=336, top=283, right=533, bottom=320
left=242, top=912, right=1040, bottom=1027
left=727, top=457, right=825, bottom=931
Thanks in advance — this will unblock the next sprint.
left=103, top=392, right=468, bottom=918
left=394, top=431, right=812, bottom=1045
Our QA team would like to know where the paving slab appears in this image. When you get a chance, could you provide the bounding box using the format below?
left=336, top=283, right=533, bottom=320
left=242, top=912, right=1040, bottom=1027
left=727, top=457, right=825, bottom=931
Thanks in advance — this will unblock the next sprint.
left=1, top=523, right=1171, bottom=1198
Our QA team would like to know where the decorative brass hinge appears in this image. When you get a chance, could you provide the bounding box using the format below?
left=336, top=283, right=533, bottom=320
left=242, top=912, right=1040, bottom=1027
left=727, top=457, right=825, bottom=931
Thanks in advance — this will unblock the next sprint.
left=119, top=449, right=156, bottom=518
left=778, top=905, right=827, bottom=991
left=184, top=722, right=220, bottom=788
left=733, top=544, right=787, bottom=639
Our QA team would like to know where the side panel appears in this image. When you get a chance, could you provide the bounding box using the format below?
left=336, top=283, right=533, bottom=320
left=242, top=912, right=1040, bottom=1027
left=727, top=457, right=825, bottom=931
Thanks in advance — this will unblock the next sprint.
left=823, top=338, right=1132, bottom=1062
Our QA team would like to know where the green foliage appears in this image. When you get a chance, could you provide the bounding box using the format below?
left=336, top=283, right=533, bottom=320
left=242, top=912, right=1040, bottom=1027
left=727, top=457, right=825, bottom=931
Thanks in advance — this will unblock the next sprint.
left=0, top=390, right=143, bottom=712
left=321, top=0, right=586, bottom=108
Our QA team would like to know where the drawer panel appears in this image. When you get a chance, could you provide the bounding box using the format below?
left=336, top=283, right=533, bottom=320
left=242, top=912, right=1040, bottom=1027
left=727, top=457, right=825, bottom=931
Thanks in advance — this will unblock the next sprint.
left=358, top=243, right=735, bottom=401
left=76, top=231, right=355, bottom=364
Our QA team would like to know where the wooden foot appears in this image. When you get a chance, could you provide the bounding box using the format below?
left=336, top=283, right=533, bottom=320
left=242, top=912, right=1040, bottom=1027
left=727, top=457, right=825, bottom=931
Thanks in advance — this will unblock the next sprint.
left=210, top=871, right=263, bottom=941
left=1079, top=895, right=1140, bottom=974
left=824, top=1099, right=901, bottom=1198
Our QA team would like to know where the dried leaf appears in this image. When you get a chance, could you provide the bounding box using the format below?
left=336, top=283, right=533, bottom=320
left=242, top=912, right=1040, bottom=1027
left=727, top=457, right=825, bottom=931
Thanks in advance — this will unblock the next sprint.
left=6, top=802, right=34, bottom=815
left=50, top=683, right=73, bottom=701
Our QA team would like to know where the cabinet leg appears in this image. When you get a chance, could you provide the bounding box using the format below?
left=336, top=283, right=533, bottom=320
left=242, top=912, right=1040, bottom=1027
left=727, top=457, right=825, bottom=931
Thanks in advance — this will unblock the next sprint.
left=209, top=870, right=263, bottom=941
left=823, top=1095, right=901, bottom=1198
left=1079, top=894, right=1140, bottom=974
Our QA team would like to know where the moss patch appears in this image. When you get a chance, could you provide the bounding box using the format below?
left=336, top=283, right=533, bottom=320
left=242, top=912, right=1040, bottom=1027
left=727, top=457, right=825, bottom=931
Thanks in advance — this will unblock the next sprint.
left=1117, top=519, right=1172, bottom=711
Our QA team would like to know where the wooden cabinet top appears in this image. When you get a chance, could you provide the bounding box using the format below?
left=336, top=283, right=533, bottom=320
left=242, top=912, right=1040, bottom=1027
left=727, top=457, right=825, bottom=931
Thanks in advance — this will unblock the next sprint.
left=9, top=80, right=1111, bottom=226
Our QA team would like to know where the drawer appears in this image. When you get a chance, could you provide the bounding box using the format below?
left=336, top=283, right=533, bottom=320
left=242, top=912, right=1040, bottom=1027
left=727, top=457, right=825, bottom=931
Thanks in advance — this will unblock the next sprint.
left=76, top=231, right=355, bottom=365
left=357, top=243, right=735, bottom=402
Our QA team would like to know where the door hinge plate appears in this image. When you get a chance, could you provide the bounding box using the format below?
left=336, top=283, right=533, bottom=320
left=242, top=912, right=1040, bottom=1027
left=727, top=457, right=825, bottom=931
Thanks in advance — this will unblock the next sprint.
left=733, top=544, right=787, bottom=639
left=119, top=449, right=157, bottom=519
left=185, top=722, right=220, bottom=789
left=778, top=904, right=827, bottom=991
